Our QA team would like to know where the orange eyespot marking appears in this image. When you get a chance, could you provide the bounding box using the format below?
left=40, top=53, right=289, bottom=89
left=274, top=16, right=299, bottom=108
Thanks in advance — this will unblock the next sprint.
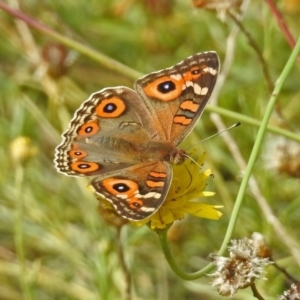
left=183, top=67, right=201, bottom=81
left=146, top=180, right=165, bottom=188
left=144, top=76, right=183, bottom=101
left=78, top=120, right=100, bottom=137
left=69, top=148, right=87, bottom=159
left=149, top=171, right=167, bottom=178
left=180, top=100, right=199, bottom=113
left=173, top=115, right=192, bottom=125
left=71, top=162, right=100, bottom=173
left=102, top=178, right=138, bottom=197
left=96, top=97, right=126, bottom=118
left=128, top=197, right=144, bottom=210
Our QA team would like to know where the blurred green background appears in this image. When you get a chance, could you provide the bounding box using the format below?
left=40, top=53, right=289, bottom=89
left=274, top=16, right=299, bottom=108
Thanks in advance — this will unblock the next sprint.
left=1, top=0, right=300, bottom=299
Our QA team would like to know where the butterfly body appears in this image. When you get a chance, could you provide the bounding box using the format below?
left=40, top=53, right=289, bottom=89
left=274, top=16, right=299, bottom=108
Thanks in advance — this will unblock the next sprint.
left=55, top=52, right=219, bottom=220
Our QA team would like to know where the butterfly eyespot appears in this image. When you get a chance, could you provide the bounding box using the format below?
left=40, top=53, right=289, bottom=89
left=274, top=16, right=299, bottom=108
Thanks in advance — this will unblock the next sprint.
left=132, top=202, right=141, bottom=208
left=69, top=149, right=87, bottom=159
left=128, top=198, right=144, bottom=210
left=144, top=76, right=182, bottom=101
left=71, top=162, right=100, bottom=173
left=113, top=183, right=130, bottom=192
left=157, top=81, right=176, bottom=93
left=78, top=120, right=99, bottom=137
left=104, top=103, right=117, bottom=113
left=78, top=164, right=89, bottom=169
left=102, top=178, right=138, bottom=196
left=96, top=97, right=126, bottom=118
left=191, top=68, right=200, bottom=75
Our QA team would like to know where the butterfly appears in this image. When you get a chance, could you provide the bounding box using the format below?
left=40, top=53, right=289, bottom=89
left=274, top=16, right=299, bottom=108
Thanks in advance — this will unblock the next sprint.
left=54, top=52, right=219, bottom=221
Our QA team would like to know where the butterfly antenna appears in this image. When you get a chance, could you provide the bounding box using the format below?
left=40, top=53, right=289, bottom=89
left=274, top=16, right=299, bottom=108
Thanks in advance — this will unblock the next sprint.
left=185, top=122, right=241, bottom=151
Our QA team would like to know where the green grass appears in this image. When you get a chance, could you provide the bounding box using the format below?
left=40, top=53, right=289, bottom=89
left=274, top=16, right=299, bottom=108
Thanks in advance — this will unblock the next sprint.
left=1, top=1, right=300, bottom=299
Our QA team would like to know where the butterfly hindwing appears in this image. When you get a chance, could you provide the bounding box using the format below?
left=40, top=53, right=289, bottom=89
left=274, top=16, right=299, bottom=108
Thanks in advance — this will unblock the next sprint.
left=90, top=161, right=172, bottom=220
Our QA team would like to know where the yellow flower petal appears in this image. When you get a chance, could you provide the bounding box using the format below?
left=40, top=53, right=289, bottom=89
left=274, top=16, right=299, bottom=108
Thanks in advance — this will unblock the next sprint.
left=131, top=153, right=223, bottom=229
left=180, top=203, right=223, bottom=220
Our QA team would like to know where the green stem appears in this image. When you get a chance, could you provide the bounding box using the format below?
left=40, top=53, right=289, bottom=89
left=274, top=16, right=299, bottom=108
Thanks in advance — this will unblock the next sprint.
left=218, top=34, right=300, bottom=255
left=157, top=229, right=213, bottom=280
left=206, top=105, right=300, bottom=143
left=116, top=228, right=131, bottom=300
left=158, top=36, right=300, bottom=279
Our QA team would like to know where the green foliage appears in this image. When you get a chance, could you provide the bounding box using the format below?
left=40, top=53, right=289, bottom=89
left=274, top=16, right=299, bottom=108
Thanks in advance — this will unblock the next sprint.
left=0, top=1, right=299, bottom=299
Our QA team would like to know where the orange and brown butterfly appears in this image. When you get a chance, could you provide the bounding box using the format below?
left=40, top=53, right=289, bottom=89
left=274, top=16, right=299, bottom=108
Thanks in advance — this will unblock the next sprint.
left=55, top=52, right=219, bottom=221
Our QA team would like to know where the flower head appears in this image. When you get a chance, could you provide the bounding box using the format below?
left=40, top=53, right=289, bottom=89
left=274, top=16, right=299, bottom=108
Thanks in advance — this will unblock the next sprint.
left=264, top=135, right=300, bottom=178
left=95, top=153, right=222, bottom=229
left=209, top=234, right=273, bottom=297
left=10, top=136, right=37, bottom=165
left=134, top=152, right=222, bottom=229
left=279, top=283, right=300, bottom=300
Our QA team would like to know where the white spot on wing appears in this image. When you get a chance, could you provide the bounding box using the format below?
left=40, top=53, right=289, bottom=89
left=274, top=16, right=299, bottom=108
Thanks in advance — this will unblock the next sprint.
left=194, top=84, right=202, bottom=95
left=185, top=81, right=193, bottom=88
left=145, top=192, right=161, bottom=199
left=136, top=192, right=161, bottom=199
left=116, top=194, right=129, bottom=199
left=201, top=87, right=209, bottom=95
left=170, top=74, right=182, bottom=81
left=203, top=67, right=217, bottom=75
left=140, top=206, right=156, bottom=212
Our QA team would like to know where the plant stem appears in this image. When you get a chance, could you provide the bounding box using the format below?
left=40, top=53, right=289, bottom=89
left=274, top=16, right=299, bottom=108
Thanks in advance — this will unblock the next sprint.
left=158, top=36, right=300, bottom=279
left=218, top=35, right=300, bottom=256
left=250, top=282, right=265, bottom=300
left=157, top=229, right=214, bottom=280
left=228, top=10, right=273, bottom=94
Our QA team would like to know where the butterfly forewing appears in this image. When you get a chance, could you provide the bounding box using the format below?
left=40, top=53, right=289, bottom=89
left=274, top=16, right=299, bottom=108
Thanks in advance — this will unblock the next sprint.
left=55, top=87, right=160, bottom=176
left=135, top=52, right=219, bottom=145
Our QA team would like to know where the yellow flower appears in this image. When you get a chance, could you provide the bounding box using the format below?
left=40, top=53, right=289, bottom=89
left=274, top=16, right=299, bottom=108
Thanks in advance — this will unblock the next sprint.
left=93, top=152, right=222, bottom=229
left=10, top=136, right=37, bottom=164
left=134, top=152, right=222, bottom=229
